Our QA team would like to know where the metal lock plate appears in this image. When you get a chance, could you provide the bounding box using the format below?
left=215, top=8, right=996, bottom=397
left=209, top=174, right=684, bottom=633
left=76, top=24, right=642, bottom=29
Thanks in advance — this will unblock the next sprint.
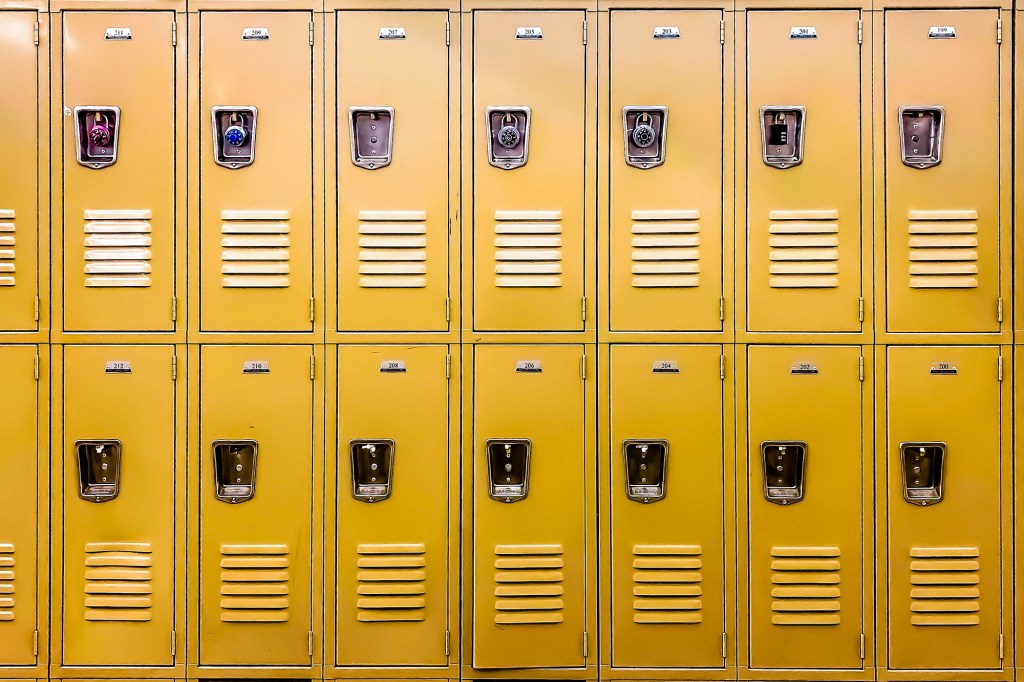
left=898, top=106, right=944, bottom=169
left=74, top=106, right=121, bottom=169
left=760, top=105, right=806, bottom=169
left=761, top=440, right=807, bottom=504
left=485, top=106, right=531, bottom=170
left=211, top=106, right=258, bottom=169
left=350, top=439, right=395, bottom=502
left=899, top=441, right=945, bottom=505
left=622, top=106, right=668, bottom=169
left=349, top=106, right=395, bottom=170
left=213, top=439, right=258, bottom=503
left=623, top=439, right=668, bottom=502
left=76, top=439, right=122, bottom=503
left=486, top=438, right=531, bottom=502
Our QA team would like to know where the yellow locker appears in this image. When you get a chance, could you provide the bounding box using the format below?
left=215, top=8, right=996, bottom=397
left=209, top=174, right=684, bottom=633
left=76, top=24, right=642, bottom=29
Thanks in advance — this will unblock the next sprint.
left=335, top=11, right=452, bottom=332
left=472, top=344, right=588, bottom=668
left=59, top=10, right=178, bottom=332
left=472, top=11, right=587, bottom=332
left=0, top=346, right=41, bottom=665
left=744, top=10, right=864, bottom=333
left=0, top=11, right=41, bottom=332
left=883, top=10, right=1002, bottom=334
left=199, top=11, right=314, bottom=333
left=608, top=10, right=724, bottom=333
left=884, top=346, right=1006, bottom=671
left=744, top=346, right=867, bottom=673
left=60, top=345, right=177, bottom=666
left=608, top=345, right=727, bottom=668
left=335, top=345, right=452, bottom=666
left=199, top=345, right=314, bottom=666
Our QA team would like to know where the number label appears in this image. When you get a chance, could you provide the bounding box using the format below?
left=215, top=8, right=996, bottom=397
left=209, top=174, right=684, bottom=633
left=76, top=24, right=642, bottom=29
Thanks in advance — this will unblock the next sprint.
left=652, top=360, right=680, bottom=373
left=104, top=27, right=133, bottom=40
left=928, top=26, right=956, bottom=39
left=929, top=362, right=958, bottom=375
left=242, top=27, right=270, bottom=40
left=242, top=360, right=271, bottom=374
left=515, top=360, right=543, bottom=373
left=790, top=362, right=819, bottom=375
left=379, top=360, right=407, bottom=373
left=652, top=26, right=680, bottom=39
left=515, top=26, right=543, bottom=40
left=378, top=27, right=407, bottom=39
left=104, top=360, right=132, bottom=373
left=790, top=26, right=817, bottom=39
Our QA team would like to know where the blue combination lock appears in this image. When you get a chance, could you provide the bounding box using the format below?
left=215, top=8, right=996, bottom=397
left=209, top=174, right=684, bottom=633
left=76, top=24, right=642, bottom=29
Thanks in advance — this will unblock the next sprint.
left=224, top=124, right=247, bottom=147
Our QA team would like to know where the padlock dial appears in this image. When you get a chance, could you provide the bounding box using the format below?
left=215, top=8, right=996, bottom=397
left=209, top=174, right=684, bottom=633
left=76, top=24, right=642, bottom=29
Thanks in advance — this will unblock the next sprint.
left=622, top=106, right=668, bottom=169
left=485, top=106, right=531, bottom=170
left=73, top=106, right=121, bottom=169
left=224, top=125, right=247, bottom=147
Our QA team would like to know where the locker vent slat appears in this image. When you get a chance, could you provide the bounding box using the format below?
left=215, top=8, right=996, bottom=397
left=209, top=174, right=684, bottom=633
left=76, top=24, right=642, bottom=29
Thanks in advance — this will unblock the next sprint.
left=220, top=544, right=290, bottom=622
left=83, top=542, right=153, bottom=621
left=770, top=546, right=841, bottom=625
left=909, top=546, right=981, bottom=626
left=356, top=543, right=427, bottom=622
left=908, top=210, right=979, bottom=289
left=83, top=209, right=152, bottom=288
left=768, top=210, right=840, bottom=289
left=357, top=210, right=428, bottom=288
left=221, top=210, right=291, bottom=288
left=0, top=543, right=14, bottom=621
left=494, top=210, right=563, bottom=288
left=630, top=209, right=700, bottom=288
left=0, top=210, right=15, bottom=287
left=493, top=544, right=565, bottom=624
left=631, top=544, right=703, bottom=624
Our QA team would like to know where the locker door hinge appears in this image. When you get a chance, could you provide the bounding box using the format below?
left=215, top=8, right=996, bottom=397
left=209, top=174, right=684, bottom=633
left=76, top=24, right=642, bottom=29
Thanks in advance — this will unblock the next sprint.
left=446, top=296, right=451, bottom=322
left=582, top=19, right=588, bottom=45
left=996, top=18, right=1002, bottom=43
left=581, top=353, right=587, bottom=380
left=446, top=353, right=451, bottom=379
left=33, top=295, right=39, bottom=321
left=720, top=20, right=725, bottom=44
left=309, top=296, right=316, bottom=322
left=32, top=630, right=38, bottom=657
left=445, top=630, right=451, bottom=656
left=858, top=297, right=864, bottom=322
left=309, top=21, right=315, bottom=45
left=171, top=355, right=178, bottom=381
left=997, top=355, right=1003, bottom=382
left=582, top=631, right=589, bottom=658
left=445, top=20, right=450, bottom=46
left=310, top=355, right=316, bottom=380
left=308, top=631, right=314, bottom=657
left=857, top=19, right=863, bottom=44
left=859, top=633, right=865, bottom=659
left=720, top=355, right=726, bottom=380
left=33, top=355, right=39, bottom=381
left=171, top=21, right=177, bottom=46
left=33, top=20, right=39, bottom=46
left=722, top=632, right=727, bottom=658
left=719, top=297, right=725, bottom=321
left=999, top=633, right=1005, bottom=659
left=581, top=296, right=587, bottom=322
left=171, top=296, right=178, bottom=322
left=996, top=297, right=1003, bottom=323
left=170, top=631, right=176, bottom=657
left=859, top=356, right=864, bottom=382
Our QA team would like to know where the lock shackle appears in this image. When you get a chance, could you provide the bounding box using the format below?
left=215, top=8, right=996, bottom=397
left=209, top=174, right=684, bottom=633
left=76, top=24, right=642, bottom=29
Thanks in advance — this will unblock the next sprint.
left=503, top=112, right=518, bottom=127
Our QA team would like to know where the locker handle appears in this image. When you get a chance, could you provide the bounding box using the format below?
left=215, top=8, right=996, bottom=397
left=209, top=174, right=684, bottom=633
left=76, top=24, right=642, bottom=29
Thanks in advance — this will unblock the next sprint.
left=760, top=440, right=806, bottom=504
left=899, top=441, right=945, bottom=505
left=350, top=439, right=395, bottom=502
left=486, top=439, right=531, bottom=502
left=76, top=439, right=122, bottom=503
left=623, top=439, right=668, bottom=502
left=213, top=440, right=258, bottom=503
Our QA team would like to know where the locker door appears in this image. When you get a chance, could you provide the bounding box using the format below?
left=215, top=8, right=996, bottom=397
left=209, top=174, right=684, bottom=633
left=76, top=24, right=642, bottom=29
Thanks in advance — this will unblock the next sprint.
left=336, top=345, right=451, bottom=666
left=473, top=345, right=587, bottom=668
left=0, top=346, right=40, bottom=664
left=473, top=11, right=587, bottom=332
left=886, top=346, right=1004, bottom=670
left=746, top=11, right=863, bottom=333
left=336, top=11, right=451, bottom=332
left=609, top=11, right=724, bottom=332
left=62, top=345, right=176, bottom=666
left=61, top=11, right=177, bottom=332
left=199, top=345, right=313, bottom=665
left=884, top=10, right=1001, bottom=333
left=609, top=345, right=725, bottom=668
left=746, top=346, right=865, bottom=670
left=0, top=12, right=40, bottom=331
left=199, top=11, right=314, bottom=332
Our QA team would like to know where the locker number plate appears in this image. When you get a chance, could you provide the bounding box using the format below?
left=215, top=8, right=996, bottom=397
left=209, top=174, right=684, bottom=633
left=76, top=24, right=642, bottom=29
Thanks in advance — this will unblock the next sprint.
left=515, top=360, right=542, bottom=373
left=243, top=360, right=271, bottom=374
left=791, top=362, right=819, bottom=375
left=928, top=26, right=956, bottom=38
left=515, top=26, right=543, bottom=39
left=930, top=362, right=958, bottom=375
left=790, top=26, right=817, bottom=39
left=104, top=360, right=132, bottom=374
left=379, top=27, right=407, bottom=39
left=104, top=28, right=132, bottom=40
left=652, top=360, right=679, bottom=373
left=380, top=360, right=407, bottom=373
left=652, top=26, right=680, bottom=39
left=242, top=28, right=270, bottom=40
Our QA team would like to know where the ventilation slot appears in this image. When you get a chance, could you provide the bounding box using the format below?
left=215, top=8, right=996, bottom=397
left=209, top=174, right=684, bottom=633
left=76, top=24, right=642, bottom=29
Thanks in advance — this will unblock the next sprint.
left=0, top=543, right=13, bottom=622
left=358, top=210, right=428, bottom=288
left=83, top=209, right=153, bottom=288
left=220, top=544, right=290, bottom=623
left=356, top=543, right=427, bottom=622
left=84, top=542, right=153, bottom=622
left=629, top=209, right=700, bottom=288
left=631, top=544, right=702, bottom=624
left=0, top=209, right=15, bottom=287
left=768, top=210, right=840, bottom=288
left=221, top=209, right=291, bottom=288
left=493, top=544, right=565, bottom=625
left=494, top=210, right=563, bottom=288
left=908, top=210, right=979, bottom=289
left=910, top=546, right=981, bottom=626
left=770, top=546, right=841, bottom=626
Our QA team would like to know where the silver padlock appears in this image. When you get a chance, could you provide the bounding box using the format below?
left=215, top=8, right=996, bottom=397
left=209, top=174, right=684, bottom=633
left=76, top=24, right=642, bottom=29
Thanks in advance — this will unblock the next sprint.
left=497, top=113, right=521, bottom=149
left=631, top=112, right=657, bottom=149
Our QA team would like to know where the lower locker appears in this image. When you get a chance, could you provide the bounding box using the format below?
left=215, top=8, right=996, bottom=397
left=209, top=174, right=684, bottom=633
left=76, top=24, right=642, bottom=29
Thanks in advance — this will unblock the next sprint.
left=605, top=344, right=730, bottom=672
left=742, top=345, right=870, bottom=678
left=881, top=345, right=1010, bottom=677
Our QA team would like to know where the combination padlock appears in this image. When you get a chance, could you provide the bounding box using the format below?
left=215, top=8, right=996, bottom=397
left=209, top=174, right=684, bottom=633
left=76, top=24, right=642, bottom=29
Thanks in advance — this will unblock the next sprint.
left=497, top=114, right=521, bottom=150
left=631, top=113, right=657, bottom=149
left=768, top=112, right=789, bottom=146
left=224, top=113, right=247, bottom=147
left=88, top=113, right=112, bottom=147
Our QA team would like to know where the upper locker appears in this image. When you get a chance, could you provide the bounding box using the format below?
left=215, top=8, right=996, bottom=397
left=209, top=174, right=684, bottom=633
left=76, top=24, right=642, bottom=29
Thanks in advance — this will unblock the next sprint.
left=608, top=10, right=725, bottom=333
left=57, top=6, right=180, bottom=333
left=882, top=9, right=1005, bottom=336
left=472, top=9, right=590, bottom=333
left=333, top=11, right=454, bottom=333
left=198, top=10, right=315, bottom=333
left=0, top=10, right=42, bottom=333
left=743, top=9, right=866, bottom=335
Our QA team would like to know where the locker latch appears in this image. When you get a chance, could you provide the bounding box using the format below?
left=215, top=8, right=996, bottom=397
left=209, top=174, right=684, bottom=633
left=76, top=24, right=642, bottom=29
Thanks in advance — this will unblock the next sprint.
left=76, top=439, right=122, bottom=503
left=760, top=105, right=805, bottom=169
left=74, top=106, right=121, bottom=169
left=349, top=106, right=395, bottom=170
left=761, top=440, right=806, bottom=504
left=212, top=439, right=258, bottom=503
left=623, top=439, right=667, bottom=502
left=211, top=106, right=258, bottom=169
left=485, top=106, right=531, bottom=170
left=898, top=106, right=944, bottom=169
left=486, top=439, right=531, bottom=502
left=350, top=439, right=395, bottom=503
left=622, top=106, right=668, bottom=169
left=899, top=442, right=945, bottom=505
